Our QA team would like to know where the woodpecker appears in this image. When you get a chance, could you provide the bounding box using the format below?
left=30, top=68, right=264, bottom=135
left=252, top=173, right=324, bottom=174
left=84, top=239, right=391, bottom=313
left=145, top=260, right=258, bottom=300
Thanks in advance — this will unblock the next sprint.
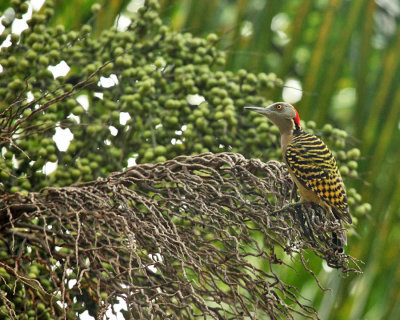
left=245, top=102, right=352, bottom=246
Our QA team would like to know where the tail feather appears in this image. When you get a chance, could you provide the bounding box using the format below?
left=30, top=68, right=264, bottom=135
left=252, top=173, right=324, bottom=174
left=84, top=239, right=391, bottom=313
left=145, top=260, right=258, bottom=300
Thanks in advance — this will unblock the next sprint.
left=329, top=207, right=349, bottom=248
left=336, top=220, right=347, bottom=245
left=332, top=231, right=344, bottom=253
left=332, top=220, right=347, bottom=253
left=332, top=206, right=352, bottom=225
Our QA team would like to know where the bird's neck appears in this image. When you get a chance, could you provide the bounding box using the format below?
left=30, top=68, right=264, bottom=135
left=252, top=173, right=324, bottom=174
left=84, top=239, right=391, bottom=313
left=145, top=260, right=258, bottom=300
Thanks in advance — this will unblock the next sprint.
left=280, top=119, right=302, bottom=153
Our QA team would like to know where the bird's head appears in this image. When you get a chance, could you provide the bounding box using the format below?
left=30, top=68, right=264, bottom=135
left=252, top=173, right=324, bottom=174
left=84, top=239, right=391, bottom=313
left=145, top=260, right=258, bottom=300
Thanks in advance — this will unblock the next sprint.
left=245, top=102, right=301, bottom=134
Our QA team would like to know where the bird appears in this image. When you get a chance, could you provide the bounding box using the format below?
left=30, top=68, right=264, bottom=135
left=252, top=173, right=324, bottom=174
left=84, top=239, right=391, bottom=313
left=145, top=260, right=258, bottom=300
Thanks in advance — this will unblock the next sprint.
left=245, top=102, right=352, bottom=247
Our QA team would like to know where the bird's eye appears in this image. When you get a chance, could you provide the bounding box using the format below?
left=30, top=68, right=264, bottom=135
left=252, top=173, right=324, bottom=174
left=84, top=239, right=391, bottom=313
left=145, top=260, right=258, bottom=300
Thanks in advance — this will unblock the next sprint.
left=276, top=104, right=282, bottom=110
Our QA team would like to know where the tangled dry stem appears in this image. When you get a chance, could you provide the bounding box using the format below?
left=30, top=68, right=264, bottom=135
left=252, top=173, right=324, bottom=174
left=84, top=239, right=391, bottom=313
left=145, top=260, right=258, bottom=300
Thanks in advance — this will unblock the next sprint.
left=0, top=152, right=360, bottom=319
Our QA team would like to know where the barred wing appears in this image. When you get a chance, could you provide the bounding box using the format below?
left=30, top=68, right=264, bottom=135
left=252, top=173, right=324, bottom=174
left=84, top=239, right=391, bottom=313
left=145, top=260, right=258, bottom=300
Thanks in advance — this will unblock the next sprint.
left=285, top=132, right=352, bottom=224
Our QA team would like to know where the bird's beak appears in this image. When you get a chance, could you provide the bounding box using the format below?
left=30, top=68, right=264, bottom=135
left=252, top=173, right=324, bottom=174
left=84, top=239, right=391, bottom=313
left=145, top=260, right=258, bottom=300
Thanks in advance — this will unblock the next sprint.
left=244, top=106, right=271, bottom=115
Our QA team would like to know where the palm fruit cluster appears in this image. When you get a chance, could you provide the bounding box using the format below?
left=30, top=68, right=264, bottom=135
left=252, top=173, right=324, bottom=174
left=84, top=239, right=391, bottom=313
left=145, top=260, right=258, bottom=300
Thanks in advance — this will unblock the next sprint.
left=0, top=0, right=284, bottom=193
left=0, top=0, right=369, bottom=318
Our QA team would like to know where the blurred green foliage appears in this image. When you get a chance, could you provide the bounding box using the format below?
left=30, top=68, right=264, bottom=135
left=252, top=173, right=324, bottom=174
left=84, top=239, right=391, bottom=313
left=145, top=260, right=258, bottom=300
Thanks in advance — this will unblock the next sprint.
left=0, top=0, right=398, bottom=319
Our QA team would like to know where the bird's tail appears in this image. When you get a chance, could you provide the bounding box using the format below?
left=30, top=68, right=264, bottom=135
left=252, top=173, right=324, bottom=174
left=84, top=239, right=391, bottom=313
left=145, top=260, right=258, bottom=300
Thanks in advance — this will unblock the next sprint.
left=329, top=207, right=348, bottom=247
left=332, top=220, right=347, bottom=253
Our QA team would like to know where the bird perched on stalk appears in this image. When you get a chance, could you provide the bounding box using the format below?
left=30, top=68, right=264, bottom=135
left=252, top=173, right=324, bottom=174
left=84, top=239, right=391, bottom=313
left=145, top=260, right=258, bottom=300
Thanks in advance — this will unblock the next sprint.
left=245, top=102, right=352, bottom=247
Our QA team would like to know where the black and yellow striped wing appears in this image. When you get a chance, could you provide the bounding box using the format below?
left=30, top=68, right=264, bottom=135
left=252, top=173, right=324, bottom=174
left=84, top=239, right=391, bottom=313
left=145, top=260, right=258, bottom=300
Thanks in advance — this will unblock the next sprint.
left=285, top=132, right=352, bottom=224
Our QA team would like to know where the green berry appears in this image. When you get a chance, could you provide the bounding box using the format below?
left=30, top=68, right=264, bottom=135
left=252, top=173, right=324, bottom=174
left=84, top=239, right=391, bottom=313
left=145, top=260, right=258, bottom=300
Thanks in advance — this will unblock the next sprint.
left=156, top=156, right=167, bottom=163
left=206, top=33, right=218, bottom=43
left=72, top=106, right=84, bottom=116
left=10, top=186, right=20, bottom=193
left=322, top=124, right=333, bottom=135
left=0, top=171, right=10, bottom=179
left=38, top=148, right=47, bottom=157
left=347, top=160, right=358, bottom=170
left=347, top=148, right=361, bottom=159
left=363, top=203, right=372, bottom=212
left=38, top=56, right=49, bottom=66
left=355, top=206, right=366, bottom=216
left=4, top=151, right=13, bottom=160
left=91, top=3, right=101, bottom=13
left=144, top=149, right=154, bottom=160
left=337, top=150, right=346, bottom=160
left=155, top=145, right=167, bottom=156
left=48, top=154, right=58, bottom=162
left=339, top=165, right=349, bottom=176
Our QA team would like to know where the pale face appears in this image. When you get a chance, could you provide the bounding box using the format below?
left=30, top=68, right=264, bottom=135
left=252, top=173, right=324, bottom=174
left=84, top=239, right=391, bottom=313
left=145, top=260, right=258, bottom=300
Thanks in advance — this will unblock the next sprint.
left=245, top=102, right=298, bottom=133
